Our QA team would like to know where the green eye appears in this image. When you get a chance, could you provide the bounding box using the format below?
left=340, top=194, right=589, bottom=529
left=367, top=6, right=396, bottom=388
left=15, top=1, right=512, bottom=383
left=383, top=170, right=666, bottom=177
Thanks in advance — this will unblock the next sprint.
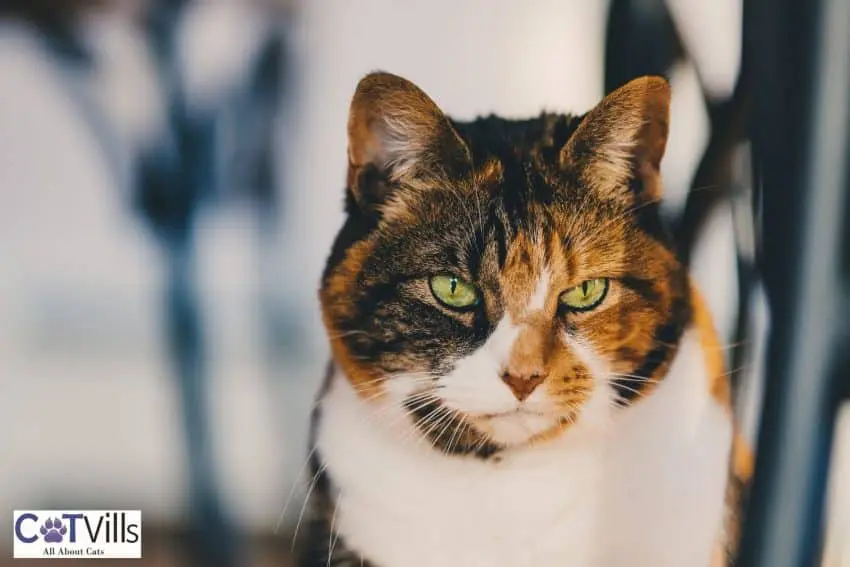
left=559, top=278, right=609, bottom=311
left=429, top=275, right=480, bottom=310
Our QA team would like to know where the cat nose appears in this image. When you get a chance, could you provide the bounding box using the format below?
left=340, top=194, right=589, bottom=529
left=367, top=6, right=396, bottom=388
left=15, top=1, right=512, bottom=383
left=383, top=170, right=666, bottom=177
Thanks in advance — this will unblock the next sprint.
left=500, top=367, right=547, bottom=402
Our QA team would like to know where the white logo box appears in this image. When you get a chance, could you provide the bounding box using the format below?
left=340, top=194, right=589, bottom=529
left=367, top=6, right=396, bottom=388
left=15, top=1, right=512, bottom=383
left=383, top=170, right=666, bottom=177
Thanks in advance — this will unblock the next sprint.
left=12, top=510, right=142, bottom=559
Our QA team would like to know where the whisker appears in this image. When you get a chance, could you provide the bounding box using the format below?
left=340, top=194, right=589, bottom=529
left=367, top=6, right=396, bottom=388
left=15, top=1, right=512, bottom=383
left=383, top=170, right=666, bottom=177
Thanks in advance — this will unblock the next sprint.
left=549, top=384, right=592, bottom=395
left=350, top=374, right=437, bottom=395
left=326, top=490, right=343, bottom=567
left=432, top=411, right=459, bottom=450
left=359, top=399, right=433, bottom=440
left=472, top=428, right=495, bottom=455
left=291, top=461, right=328, bottom=551
left=608, top=381, right=645, bottom=400
left=650, top=339, right=751, bottom=352
left=446, top=414, right=469, bottom=455
left=379, top=392, right=442, bottom=429
left=609, top=374, right=662, bottom=385
left=359, top=385, right=436, bottom=408
left=417, top=407, right=454, bottom=449
left=412, top=406, right=455, bottom=449
left=720, top=365, right=751, bottom=378
left=398, top=404, right=444, bottom=447
left=274, top=444, right=319, bottom=535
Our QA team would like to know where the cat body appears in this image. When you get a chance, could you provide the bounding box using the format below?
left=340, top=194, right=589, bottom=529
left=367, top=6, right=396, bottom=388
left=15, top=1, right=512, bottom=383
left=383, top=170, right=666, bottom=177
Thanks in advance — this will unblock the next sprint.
left=300, top=72, right=749, bottom=567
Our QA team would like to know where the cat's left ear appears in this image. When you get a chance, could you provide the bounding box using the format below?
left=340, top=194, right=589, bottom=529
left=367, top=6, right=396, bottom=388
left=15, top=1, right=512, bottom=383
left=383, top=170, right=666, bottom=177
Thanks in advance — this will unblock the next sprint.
left=347, top=72, right=472, bottom=204
left=560, top=76, right=670, bottom=204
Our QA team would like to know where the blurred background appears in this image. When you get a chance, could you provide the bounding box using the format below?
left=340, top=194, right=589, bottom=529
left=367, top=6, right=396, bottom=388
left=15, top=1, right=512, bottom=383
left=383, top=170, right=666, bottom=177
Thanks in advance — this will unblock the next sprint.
left=0, top=0, right=847, bottom=566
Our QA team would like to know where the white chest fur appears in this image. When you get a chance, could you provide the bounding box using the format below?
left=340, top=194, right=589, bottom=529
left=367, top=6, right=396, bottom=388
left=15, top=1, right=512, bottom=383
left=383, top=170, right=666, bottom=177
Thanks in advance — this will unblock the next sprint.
left=314, top=329, right=733, bottom=567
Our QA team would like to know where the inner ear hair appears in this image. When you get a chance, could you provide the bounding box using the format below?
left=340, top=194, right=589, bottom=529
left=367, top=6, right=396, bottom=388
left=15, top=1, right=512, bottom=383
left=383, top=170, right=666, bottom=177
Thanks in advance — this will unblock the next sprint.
left=560, top=76, right=671, bottom=205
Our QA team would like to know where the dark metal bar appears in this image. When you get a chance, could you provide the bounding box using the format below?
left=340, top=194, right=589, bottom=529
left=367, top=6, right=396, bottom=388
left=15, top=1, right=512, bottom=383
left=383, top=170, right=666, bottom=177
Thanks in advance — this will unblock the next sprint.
left=674, top=76, right=752, bottom=267
left=736, top=0, right=850, bottom=564
left=603, top=0, right=682, bottom=95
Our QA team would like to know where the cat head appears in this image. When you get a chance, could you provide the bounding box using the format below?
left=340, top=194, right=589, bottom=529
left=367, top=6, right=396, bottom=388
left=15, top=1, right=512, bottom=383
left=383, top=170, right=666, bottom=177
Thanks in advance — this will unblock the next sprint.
left=320, top=72, right=691, bottom=455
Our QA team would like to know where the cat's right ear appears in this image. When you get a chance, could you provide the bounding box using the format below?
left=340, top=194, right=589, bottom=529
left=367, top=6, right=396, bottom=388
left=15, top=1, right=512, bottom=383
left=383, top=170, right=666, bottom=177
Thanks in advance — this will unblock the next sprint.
left=560, top=76, right=670, bottom=205
left=346, top=72, right=471, bottom=210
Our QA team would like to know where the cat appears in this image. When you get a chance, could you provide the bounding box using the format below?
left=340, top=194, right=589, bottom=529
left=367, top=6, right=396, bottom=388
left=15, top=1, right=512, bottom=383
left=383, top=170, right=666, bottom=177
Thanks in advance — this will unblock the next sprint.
left=298, top=71, right=752, bottom=567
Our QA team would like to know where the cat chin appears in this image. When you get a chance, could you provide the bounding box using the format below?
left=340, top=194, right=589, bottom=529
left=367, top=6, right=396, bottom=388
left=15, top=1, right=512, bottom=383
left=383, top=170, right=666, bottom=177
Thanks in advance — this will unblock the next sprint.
left=471, top=411, right=561, bottom=447
left=465, top=382, right=614, bottom=448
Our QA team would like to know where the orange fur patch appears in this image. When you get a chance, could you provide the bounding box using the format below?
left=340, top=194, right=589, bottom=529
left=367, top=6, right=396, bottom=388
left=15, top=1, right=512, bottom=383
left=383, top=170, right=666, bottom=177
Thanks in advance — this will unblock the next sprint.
left=690, top=283, right=732, bottom=408
left=732, top=431, right=755, bottom=481
left=321, top=237, right=385, bottom=396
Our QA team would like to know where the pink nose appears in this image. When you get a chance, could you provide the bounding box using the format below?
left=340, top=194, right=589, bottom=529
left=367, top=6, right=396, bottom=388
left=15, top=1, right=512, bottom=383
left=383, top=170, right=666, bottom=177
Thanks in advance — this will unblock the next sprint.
left=500, top=369, right=547, bottom=401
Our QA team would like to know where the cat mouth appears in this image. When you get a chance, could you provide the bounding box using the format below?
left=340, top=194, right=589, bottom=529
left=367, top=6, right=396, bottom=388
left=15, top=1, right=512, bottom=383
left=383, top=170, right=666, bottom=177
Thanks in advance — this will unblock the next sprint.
left=473, top=408, right=548, bottom=420
left=467, top=408, right=564, bottom=446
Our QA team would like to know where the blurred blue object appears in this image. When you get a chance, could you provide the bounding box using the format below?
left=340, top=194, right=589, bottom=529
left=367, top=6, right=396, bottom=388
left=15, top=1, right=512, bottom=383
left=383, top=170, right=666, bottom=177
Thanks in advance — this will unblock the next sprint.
left=2, top=1, right=295, bottom=565
left=137, top=2, right=293, bottom=566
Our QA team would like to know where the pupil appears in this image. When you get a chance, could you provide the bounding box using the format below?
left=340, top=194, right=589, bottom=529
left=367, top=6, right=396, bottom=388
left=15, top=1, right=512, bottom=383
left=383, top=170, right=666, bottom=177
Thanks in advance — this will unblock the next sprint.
left=582, top=281, right=589, bottom=296
left=450, top=277, right=458, bottom=294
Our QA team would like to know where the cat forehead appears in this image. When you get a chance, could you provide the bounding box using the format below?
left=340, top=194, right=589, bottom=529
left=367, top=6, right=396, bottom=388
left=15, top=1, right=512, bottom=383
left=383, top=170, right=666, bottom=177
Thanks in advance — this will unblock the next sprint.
left=409, top=178, right=624, bottom=253
left=385, top=184, right=631, bottom=279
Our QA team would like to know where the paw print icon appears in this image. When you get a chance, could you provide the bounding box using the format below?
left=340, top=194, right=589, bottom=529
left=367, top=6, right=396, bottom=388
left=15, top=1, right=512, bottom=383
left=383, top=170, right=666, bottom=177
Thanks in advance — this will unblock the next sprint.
left=40, top=518, right=67, bottom=543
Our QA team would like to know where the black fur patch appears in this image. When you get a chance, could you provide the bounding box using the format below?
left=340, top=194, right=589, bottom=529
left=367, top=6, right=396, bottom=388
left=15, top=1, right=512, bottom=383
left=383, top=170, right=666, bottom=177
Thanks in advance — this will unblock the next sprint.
left=405, top=397, right=504, bottom=459
left=612, top=280, right=692, bottom=402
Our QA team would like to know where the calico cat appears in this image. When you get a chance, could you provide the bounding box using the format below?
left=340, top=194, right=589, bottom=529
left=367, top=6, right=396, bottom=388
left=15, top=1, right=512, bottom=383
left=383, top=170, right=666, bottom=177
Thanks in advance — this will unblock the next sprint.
left=299, top=72, right=752, bottom=567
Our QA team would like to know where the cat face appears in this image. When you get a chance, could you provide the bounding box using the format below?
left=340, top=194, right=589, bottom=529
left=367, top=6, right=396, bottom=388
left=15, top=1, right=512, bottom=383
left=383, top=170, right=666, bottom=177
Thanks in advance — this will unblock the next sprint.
left=320, top=73, right=691, bottom=454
